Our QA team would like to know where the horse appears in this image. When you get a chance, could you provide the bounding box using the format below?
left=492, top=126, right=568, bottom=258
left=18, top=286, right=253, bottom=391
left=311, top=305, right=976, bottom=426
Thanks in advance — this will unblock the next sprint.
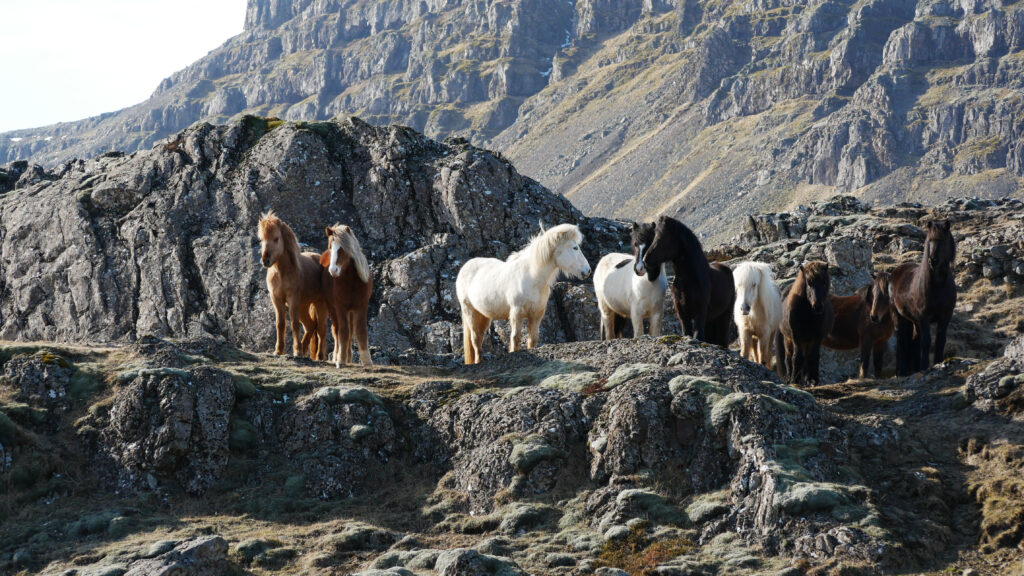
left=257, top=212, right=327, bottom=360
left=776, top=261, right=834, bottom=385
left=822, top=271, right=895, bottom=378
left=732, top=261, right=782, bottom=368
left=593, top=246, right=667, bottom=340
left=456, top=224, right=591, bottom=364
left=891, top=220, right=957, bottom=375
left=633, top=215, right=735, bottom=345
left=320, top=224, right=373, bottom=367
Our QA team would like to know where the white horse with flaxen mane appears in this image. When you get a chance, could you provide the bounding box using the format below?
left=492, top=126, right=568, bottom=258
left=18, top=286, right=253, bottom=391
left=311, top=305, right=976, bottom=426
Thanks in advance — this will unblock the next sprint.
left=732, top=261, right=782, bottom=368
left=594, top=253, right=667, bottom=339
left=456, top=224, right=592, bottom=364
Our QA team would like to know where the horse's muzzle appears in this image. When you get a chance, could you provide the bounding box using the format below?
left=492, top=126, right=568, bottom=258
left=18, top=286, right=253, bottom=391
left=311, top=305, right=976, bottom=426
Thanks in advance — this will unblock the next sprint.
left=329, top=265, right=342, bottom=278
left=741, top=304, right=751, bottom=315
left=812, top=304, right=824, bottom=315
left=261, top=258, right=271, bottom=268
left=870, top=314, right=882, bottom=324
left=580, top=266, right=592, bottom=279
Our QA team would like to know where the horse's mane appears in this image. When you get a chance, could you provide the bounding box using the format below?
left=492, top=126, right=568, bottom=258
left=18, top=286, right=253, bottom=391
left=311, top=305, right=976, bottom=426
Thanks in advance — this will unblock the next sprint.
left=510, top=223, right=583, bottom=268
left=259, top=210, right=301, bottom=264
left=329, top=224, right=371, bottom=283
left=800, top=261, right=829, bottom=284
left=735, top=261, right=774, bottom=284
left=658, top=216, right=708, bottom=264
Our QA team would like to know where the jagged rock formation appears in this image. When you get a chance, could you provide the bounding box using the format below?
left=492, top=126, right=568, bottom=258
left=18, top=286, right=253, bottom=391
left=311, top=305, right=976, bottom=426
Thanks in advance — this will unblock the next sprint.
left=0, top=116, right=623, bottom=355
left=4, top=0, right=1024, bottom=241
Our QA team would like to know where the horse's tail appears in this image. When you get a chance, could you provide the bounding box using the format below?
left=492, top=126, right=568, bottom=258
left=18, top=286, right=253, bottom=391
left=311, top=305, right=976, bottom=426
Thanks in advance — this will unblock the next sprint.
left=775, top=330, right=787, bottom=380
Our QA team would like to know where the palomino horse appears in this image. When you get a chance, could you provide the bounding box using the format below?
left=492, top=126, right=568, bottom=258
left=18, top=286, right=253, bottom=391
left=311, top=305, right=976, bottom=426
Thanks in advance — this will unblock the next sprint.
left=892, top=220, right=957, bottom=375
left=258, top=212, right=327, bottom=359
left=320, top=224, right=373, bottom=367
left=457, top=224, right=591, bottom=364
left=732, top=261, right=782, bottom=368
left=634, top=216, right=735, bottom=345
left=823, top=271, right=895, bottom=378
left=776, top=261, right=834, bottom=385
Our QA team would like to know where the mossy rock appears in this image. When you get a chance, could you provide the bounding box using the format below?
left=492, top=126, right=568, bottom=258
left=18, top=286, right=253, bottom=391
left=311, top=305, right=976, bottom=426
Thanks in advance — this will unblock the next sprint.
left=234, top=538, right=281, bottom=563
left=106, top=516, right=134, bottom=538
left=615, top=489, right=687, bottom=526
left=498, top=503, right=560, bottom=534
left=229, top=418, right=257, bottom=451
left=685, top=490, right=731, bottom=523
left=538, top=371, right=599, bottom=392
left=509, top=436, right=557, bottom=474
left=349, top=424, right=374, bottom=441
left=437, top=513, right=501, bottom=534
left=708, top=392, right=749, bottom=429
left=314, top=386, right=382, bottom=406
left=773, top=482, right=849, bottom=514
left=233, top=375, right=258, bottom=399
left=668, top=375, right=730, bottom=397
left=605, top=363, right=660, bottom=391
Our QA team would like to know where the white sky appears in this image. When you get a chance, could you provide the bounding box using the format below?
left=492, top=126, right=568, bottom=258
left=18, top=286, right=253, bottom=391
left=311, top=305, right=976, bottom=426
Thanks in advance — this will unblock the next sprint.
left=0, top=0, right=249, bottom=133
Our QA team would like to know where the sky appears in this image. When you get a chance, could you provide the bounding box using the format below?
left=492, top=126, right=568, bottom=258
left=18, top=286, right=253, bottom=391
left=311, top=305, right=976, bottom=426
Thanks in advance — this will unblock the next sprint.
left=0, top=0, right=249, bottom=133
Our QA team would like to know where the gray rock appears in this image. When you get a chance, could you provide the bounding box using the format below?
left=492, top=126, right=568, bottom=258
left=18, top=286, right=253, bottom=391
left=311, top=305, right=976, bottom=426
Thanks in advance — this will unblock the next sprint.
left=2, top=351, right=73, bottom=406
left=123, top=536, right=228, bottom=576
left=102, top=367, right=234, bottom=494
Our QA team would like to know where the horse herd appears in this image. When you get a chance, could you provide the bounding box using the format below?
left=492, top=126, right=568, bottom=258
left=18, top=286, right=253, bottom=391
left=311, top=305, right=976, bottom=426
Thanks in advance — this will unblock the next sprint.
left=257, top=211, right=958, bottom=384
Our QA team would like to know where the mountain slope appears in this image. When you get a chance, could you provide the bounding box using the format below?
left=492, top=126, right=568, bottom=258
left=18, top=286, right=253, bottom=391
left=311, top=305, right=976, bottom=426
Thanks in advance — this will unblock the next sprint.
left=4, top=0, right=1024, bottom=241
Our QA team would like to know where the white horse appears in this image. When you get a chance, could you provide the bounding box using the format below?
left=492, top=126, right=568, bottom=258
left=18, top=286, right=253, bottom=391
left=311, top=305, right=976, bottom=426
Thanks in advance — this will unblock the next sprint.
left=594, top=253, right=667, bottom=339
left=456, top=224, right=592, bottom=364
left=733, top=261, right=782, bottom=368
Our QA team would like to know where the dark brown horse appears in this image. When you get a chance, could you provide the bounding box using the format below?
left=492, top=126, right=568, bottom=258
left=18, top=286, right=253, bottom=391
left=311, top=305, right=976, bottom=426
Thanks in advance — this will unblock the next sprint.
left=320, top=225, right=374, bottom=367
left=633, top=216, right=735, bottom=345
left=892, top=220, right=957, bottom=375
left=822, top=271, right=895, bottom=378
left=777, top=261, right=834, bottom=385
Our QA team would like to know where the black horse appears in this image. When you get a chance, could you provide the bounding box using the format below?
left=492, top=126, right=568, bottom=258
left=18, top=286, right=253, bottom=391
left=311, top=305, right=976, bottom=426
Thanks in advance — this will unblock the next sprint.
left=631, top=216, right=735, bottom=345
left=776, top=261, right=835, bottom=385
left=892, top=220, right=957, bottom=375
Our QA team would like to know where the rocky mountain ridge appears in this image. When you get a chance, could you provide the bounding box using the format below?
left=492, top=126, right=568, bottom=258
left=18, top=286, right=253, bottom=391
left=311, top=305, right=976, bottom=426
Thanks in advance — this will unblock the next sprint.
left=5, top=0, right=1024, bottom=241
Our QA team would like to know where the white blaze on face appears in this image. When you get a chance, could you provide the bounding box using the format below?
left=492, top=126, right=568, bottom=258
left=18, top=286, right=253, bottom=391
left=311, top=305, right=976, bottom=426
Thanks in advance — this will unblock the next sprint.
left=329, top=239, right=342, bottom=277
left=634, top=244, right=646, bottom=275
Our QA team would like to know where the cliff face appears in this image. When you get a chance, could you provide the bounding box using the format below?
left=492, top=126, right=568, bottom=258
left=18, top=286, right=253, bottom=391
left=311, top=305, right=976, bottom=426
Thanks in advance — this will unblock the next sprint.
left=0, top=117, right=622, bottom=356
left=4, top=0, right=1024, bottom=240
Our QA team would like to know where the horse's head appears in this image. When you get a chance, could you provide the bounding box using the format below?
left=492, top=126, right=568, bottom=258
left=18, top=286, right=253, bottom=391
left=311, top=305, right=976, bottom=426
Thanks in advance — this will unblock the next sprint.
left=547, top=224, right=591, bottom=279
left=735, top=262, right=768, bottom=316
left=630, top=221, right=657, bottom=278
left=924, top=220, right=956, bottom=277
left=258, top=212, right=289, bottom=268
left=867, top=270, right=893, bottom=324
left=325, top=224, right=371, bottom=283
left=642, top=216, right=680, bottom=282
left=799, top=261, right=830, bottom=315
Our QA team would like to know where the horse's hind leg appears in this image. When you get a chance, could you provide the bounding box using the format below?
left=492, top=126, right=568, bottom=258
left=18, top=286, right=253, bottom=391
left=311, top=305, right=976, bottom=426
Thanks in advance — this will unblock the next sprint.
left=759, top=332, right=773, bottom=369
left=859, top=335, right=873, bottom=379
left=599, top=303, right=616, bottom=341
left=471, top=312, right=490, bottom=363
left=314, top=303, right=328, bottom=362
left=630, top=304, right=645, bottom=338
left=355, top=308, right=373, bottom=365
left=775, top=332, right=788, bottom=380
left=650, top=311, right=663, bottom=338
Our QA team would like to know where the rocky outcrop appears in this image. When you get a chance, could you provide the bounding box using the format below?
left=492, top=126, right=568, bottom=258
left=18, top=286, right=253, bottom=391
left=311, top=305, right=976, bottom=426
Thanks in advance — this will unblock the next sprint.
left=0, top=116, right=623, bottom=356
left=102, top=367, right=235, bottom=494
left=5, top=1, right=1024, bottom=244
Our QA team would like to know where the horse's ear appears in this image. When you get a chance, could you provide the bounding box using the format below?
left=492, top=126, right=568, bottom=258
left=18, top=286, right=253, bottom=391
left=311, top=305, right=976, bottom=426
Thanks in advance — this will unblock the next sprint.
left=940, top=219, right=951, bottom=231
left=325, top=227, right=332, bottom=237
left=631, top=222, right=638, bottom=230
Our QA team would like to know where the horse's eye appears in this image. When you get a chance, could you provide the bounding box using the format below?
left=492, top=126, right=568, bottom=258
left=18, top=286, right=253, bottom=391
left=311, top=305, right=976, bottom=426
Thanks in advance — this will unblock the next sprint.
left=573, top=246, right=580, bottom=251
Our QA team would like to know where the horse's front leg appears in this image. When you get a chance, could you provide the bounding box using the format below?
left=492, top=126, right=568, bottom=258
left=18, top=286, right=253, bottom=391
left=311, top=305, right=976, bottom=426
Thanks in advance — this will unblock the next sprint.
left=272, top=293, right=287, bottom=355
left=739, top=326, right=753, bottom=362
left=509, top=308, right=525, bottom=352
left=858, top=334, right=873, bottom=379
left=807, top=343, right=822, bottom=385
left=630, top=304, right=645, bottom=338
left=288, top=297, right=304, bottom=357
left=917, top=318, right=931, bottom=372
left=695, top=307, right=708, bottom=343
left=792, top=344, right=807, bottom=385
left=873, top=344, right=885, bottom=379
left=934, top=315, right=951, bottom=367
left=526, top=310, right=544, bottom=349
left=896, top=314, right=913, bottom=376
left=650, top=311, right=663, bottom=338
left=759, top=333, right=773, bottom=369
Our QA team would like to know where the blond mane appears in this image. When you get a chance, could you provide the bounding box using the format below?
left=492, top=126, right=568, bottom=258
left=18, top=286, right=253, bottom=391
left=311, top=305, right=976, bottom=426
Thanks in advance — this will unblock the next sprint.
left=258, top=210, right=301, bottom=265
left=329, top=224, right=371, bottom=283
left=508, top=223, right=584, bottom=270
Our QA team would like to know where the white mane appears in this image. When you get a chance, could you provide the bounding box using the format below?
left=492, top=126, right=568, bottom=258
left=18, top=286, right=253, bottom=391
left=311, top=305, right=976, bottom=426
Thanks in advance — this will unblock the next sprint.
left=509, top=223, right=584, bottom=271
left=329, top=224, right=371, bottom=283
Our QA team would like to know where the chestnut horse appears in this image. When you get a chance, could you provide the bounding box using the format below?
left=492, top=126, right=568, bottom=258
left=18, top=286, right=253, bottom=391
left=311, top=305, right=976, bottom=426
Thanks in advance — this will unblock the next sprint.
left=776, top=261, right=834, bottom=385
left=822, top=271, right=895, bottom=378
left=320, top=224, right=373, bottom=367
left=258, top=212, right=327, bottom=359
left=633, top=216, right=735, bottom=345
left=892, top=220, right=957, bottom=375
